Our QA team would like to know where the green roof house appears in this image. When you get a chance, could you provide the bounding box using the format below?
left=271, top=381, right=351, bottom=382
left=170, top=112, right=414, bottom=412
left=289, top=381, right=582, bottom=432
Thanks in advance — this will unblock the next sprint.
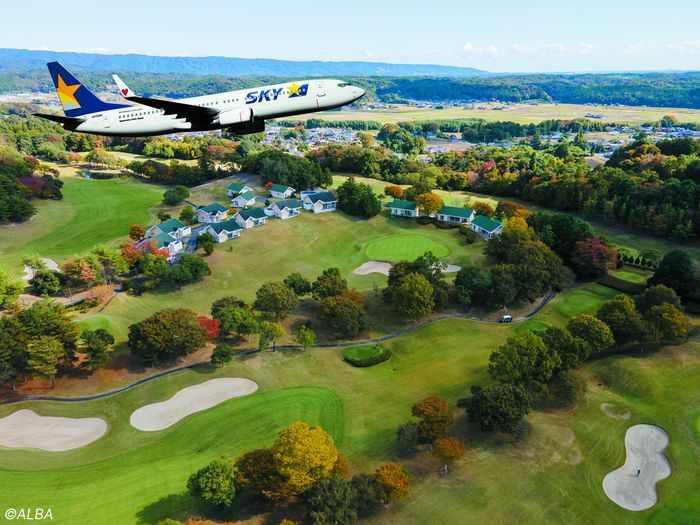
left=195, top=203, right=229, bottom=224
left=471, top=215, right=504, bottom=239
left=269, top=184, right=295, bottom=199
left=268, top=198, right=303, bottom=219
left=302, top=191, right=337, bottom=213
left=437, top=205, right=475, bottom=224
left=233, top=206, right=267, bottom=228
left=138, top=232, right=184, bottom=260
left=231, top=190, right=257, bottom=208
left=202, top=218, right=242, bottom=243
left=226, top=182, right=253, bottom=197
left=146, top=218, right=191, bottom=240
left=388, top=199, right=419, bottom=218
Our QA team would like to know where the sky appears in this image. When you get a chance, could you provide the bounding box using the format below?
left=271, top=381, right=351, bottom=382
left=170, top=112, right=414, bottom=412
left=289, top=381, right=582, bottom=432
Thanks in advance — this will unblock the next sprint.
left=3, top=0, right=699, bottom=72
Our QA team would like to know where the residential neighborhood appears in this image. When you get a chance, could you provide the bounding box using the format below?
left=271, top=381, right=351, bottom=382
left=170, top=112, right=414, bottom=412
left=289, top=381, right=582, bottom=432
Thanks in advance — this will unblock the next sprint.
left=388, top=199, right=502, bottom=238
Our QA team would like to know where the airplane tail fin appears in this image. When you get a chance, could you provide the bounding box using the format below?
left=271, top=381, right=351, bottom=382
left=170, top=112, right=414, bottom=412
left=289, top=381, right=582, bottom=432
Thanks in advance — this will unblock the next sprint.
left=113, top=74, right=136, bottom=98
left=47, top=61, right=126, bottom=117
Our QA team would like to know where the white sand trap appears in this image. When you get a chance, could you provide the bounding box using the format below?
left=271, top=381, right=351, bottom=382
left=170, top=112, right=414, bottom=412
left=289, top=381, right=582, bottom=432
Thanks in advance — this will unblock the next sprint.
left=603, top=424, right=671, bottom=511
left=0, top=409, right=107, bottom=452
left=130, top=377, right=258, bottom=432
left=353, top=261, right=461, bottom=276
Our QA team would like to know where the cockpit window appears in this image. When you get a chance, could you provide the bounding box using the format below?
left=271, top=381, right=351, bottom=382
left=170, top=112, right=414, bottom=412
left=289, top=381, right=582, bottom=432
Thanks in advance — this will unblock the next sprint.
left=337, top=82, right=351, bottom=88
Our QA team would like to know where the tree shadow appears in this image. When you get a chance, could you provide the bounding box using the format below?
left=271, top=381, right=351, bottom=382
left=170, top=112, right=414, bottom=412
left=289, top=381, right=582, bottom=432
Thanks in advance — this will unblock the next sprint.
left=135, top=491, right=197, bottom=524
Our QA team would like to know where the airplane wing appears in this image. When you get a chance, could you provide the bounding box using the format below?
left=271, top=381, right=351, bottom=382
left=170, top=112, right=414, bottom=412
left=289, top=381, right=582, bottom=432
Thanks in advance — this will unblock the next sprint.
left=112, top=74, right=219, bottom=123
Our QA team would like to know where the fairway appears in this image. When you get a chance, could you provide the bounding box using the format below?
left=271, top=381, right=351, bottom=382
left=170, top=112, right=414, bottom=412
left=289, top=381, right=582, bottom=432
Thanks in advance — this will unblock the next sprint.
left=287, top=102, right=700, bottom=125
left=365, top=233, right=450, bottom=261
left=0, top=304, right=697, bottom=524
left=0, top=174, right=162, bottom=276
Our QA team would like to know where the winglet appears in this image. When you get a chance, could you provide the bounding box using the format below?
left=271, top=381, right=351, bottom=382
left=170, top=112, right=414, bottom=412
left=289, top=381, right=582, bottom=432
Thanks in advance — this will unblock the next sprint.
left=113, top=74, right=136, bottom=98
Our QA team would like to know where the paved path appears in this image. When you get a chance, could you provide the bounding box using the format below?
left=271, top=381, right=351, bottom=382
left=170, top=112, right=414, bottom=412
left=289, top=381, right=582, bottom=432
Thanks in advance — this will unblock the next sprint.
left=0, top=291, right=555, bottom=405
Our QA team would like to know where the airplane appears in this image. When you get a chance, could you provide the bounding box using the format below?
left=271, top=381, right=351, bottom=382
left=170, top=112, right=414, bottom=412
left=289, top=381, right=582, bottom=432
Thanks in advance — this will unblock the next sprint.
left=34, top=62, right=365, bottom=137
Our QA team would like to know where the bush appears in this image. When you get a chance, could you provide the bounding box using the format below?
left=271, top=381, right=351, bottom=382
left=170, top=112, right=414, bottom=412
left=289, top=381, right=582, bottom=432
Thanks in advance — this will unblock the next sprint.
left=416, top=215, right=433, bottom=225
left=342, top=344, right=390, bottom=367
left=549, top=371, right=587, bottom=405
left=460, top=226, right=478, bottom=243
left=597, top=273, right=645, bottom=295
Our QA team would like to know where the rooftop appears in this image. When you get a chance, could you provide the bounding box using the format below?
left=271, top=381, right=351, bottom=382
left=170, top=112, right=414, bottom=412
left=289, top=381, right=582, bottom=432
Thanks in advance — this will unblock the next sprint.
left=274, top=199, right=303, bottom=209
left=439, top=205, right=474, bottom=218
left=471, top=215, right=503, bottom=232
left=269, top=184, right=294, bottom=193
left=388, top=199, right=417, bottom=210
left=307, top=191, right=337, bottom=203
left=153, top=218, right=186, bottom=233
left=208, top=218, right=242, bottom=234
left=236, top=207, right=267, bottom=220
left=198, top=202, right=228, bottom=214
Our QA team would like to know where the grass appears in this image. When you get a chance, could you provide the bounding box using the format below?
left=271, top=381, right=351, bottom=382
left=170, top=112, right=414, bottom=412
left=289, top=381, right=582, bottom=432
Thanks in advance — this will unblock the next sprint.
left=365, top=233, right=450, bottom=261
left=342, top=344, right=390, bottom=367
left=611, top=269, right=651, bottom=285
left=0, top=173, right=163, bottom=277
left=0, top=289, right=697, bottom=524
left=287, top=102, right=700, bottom=126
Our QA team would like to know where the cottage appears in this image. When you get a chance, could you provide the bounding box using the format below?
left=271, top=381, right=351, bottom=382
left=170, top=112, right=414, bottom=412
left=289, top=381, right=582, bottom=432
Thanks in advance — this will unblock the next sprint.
left=437, top=205, right=475, bottom=224
left=202, top=218, right=242, bottom=243
left=302, top=191, right=337, bottom=213
left=226, top=182, right=253, bottom=197
left=231, top=190, right=257, bottom=209
left=195, top=203, right=229, bottom=224
left=388, top=199, right=419, bottom=218
left=145, top=218, right=191, bottom=240
left=233, top=207, right=267, bottom=229
left=268, top=198, right=303, bottom=219
left=138, top=232, right=183, bottom=261
left=471, top=215, right=504, bottom=239
left=269, top=184, right=295, bottom=199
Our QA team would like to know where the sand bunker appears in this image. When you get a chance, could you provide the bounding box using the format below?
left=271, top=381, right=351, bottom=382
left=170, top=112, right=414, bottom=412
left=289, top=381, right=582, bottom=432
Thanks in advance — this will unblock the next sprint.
left=353, top=261, right=460, bottom=276
left=601, top=403, right=631, bottom=420
left=0, top=409, right=107, bottom=452
left=130, top=377, right=258, bottom=432
left=603, top=424, right=671, bottom=511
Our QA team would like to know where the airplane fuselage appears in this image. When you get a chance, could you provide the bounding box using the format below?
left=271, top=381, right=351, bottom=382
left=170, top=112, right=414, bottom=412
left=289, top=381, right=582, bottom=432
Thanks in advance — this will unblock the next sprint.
left=71, top=79, right=364, bottom=136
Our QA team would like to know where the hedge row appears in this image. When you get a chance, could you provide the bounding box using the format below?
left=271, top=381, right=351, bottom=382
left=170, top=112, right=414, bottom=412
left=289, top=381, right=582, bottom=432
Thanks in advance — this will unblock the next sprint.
left=342, top=344, right=391, bottom=367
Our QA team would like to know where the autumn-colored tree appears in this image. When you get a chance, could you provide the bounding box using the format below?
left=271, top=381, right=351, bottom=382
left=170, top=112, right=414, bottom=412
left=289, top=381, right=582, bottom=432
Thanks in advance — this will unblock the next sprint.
left=129, top=224, right=146, bottom=241
left=472, top=201, right=495, bottom=218
left=645, top=303, right=688, bottom=342
left=384, top=185, right=404, bottom=199
left=270, top=422, right=339, bottom=498
left=374, top=463, right=411, bottom=503
left=332, top=454, right=350, bottom=480
left=432, top=437, right=466, bottom=474
left=571, top=237, right=618, bottom=280
left=340, top=287, right=364, bottom=305
left=235, top=448, right=287, bottom=501
left=121, top=244, right=144, bottom=268
left=415, top=192, right=443, bottom=215
left=197, top=316, right=221, bottom=341
left=495, top=200, right=529, bottom=219
left=411, top=395, right=454, bottom=441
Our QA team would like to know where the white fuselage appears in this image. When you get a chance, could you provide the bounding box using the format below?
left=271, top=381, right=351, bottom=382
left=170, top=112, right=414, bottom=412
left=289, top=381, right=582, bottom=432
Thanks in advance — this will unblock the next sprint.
left=73, top=79, right=364, bottom=136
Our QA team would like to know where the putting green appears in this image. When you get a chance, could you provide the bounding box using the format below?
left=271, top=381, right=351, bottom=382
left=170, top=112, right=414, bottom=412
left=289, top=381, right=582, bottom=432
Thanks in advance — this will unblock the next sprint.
left=365, top=233, right=450, bottom=261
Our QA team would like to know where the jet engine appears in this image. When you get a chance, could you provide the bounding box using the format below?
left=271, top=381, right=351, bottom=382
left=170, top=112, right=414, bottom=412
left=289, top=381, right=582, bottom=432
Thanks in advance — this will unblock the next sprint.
left=217, top=107, right=253, bottom=126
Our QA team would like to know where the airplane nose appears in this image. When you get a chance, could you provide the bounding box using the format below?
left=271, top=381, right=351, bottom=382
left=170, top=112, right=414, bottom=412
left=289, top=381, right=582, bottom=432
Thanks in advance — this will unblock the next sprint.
left=352, top=86, right=366, bottom=99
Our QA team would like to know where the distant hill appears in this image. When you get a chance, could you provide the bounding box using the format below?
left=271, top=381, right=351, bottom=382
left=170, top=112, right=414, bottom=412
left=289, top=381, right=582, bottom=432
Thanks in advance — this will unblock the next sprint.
left=0, top=48, right=489, bottom=77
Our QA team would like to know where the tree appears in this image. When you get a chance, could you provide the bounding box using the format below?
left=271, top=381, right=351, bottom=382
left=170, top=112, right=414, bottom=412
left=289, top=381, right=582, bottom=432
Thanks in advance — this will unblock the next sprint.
left=537, top=326, right=588, bottom=372
left=488, top=264, right=518, bottom=307
left=81, top=328, right=114, bottom=371
left=127, top=308, right=208, bottom=365
left=566, top=314, right=614, bottom=355
left=178, top=206, right=195, bottom=225
left=0, top=316, right=28, bottom=389
left=432, top=437, right=466, bottom=474
left=187, top=456, right=237, bottom=507
left=384, top=185, right=404, bottom=199
left=350, top=473, right=382, bottom=518
left=304, top=477, right=357, bottom=525
left=489, top=332, right=560, bottom=394
left=411, top=395, right=454, bottom=441
left=648, top=250, right=700, bottom=303
left=129, top=224, right=146, bottom=241
left=197, top=232, right=215, bottom=255
left=396, top=421, right=421, bottom=455
left=270, top=422, right=339, bottom=498
left=645, top=304, right=688, bottom=342
left=318, top=296, right=367, bottom=337
left=571, top=237, right=618, bottom=280
left=457, top=384, right=532, bottom=437
left=212, top=302, right=258, bottom=340
left=253, top=281, right=299, bottom=320
left=62, top=258, right=98, bottom=289
left=596, top=295, right=648, bottom=345
left=257, top=321, right=284, bottom=350
left=19, top=299, right=78, bottom=361
left=90, top=245, right=128, bottom=284
left=0, top=270, right=22, bottom=310
left=471, top=201, right=494, bottom=218
left=635, top=285, right=681, bottom=314
left=167, top=254, right=211, bottom=286
left=283, top=272, right=312, bottom=296
left=415, top=193, right=443, bottom=215
left=29, top=270, right=61, bottom=297
left=374, top=463, right=410, bottom=503
left=235, top=448, right=286, bottom=501
left=295, top=325, right=316, bottom=351
left=163, top=185, right=190, bottom=206
left=197, top=316, right=221, bottom=340
left=390, top=272, right=435, bottom=319
left=211, top=344, right=236, bottom=366
left=336, top=177, right=381, bottom=218
left=312, top=268, right=347, bottom=300
left=27, top=336, right=62, bottom=387
left=454, top=266, right=491, bottom=307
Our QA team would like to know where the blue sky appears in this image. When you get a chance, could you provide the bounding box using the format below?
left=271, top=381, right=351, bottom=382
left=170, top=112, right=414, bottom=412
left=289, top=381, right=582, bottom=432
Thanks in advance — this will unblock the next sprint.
left=4, top=0, right=699, bottom=72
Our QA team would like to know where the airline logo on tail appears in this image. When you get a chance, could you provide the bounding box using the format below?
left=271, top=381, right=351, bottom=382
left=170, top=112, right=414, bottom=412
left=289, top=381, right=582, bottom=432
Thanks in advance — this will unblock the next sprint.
left=55, top=75, right=81, bottom=110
